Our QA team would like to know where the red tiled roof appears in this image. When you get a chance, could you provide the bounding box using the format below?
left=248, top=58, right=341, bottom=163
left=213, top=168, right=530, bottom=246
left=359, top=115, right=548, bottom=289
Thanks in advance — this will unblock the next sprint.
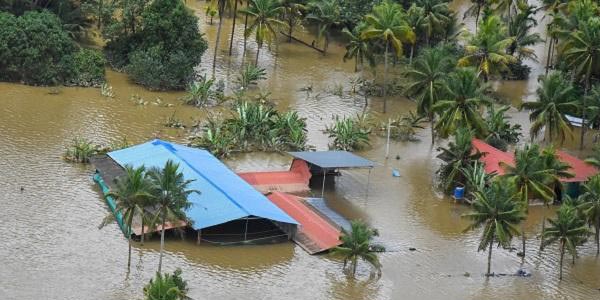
left=557, top=151, right=599, bottom=182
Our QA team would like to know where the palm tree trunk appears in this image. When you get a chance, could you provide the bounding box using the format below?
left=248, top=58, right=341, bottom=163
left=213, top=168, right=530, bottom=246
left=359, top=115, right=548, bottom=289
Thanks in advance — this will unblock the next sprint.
left=559, top=240, right=565, bottom=280
left=540, top=207, right=546, bottom=250
left=158, top=213, right=166, bottom=273
left=128, top=234, right=132, bottom=270
left=355, top=55, right=358, bottom=72
left=352, top=257, right=357, bottom=277
left=430, top=112, right=435, bottom=146
left=594, top=223, right=600, bottom=256
left=409, top=43, right=415, bottom=65
left=288, top=18, right=294, bottom=43
left=228, top=0, right=239, bottom=56
left=212, top=6, right=225, bottom=72
left=383, top=41, right=389, bottom=113
left=545, top=31, right=553, bottom=75
left=580, top=78, right=590, bottom=150
left=475, top=6, right=480, bottom=34
left=243, top=8, right=249, bottom=52
left=141, top=218, right=145, bottom=245
left=487, top=235, right=494, bottom=276
left=521, top=224, right=526, bottom=260
left=255, top=43, right=261, bottom=66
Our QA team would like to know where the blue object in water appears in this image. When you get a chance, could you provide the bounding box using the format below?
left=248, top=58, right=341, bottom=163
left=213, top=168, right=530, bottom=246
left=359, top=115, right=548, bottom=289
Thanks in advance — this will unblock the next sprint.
left=454, top=186, right=465, bottom=200
left=392, top=169, right=400, bottom=177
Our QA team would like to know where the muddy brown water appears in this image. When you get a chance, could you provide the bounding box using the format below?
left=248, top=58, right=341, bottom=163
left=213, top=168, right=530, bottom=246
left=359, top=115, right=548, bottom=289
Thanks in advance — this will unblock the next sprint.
left=1, top=1, right=599, bottom=299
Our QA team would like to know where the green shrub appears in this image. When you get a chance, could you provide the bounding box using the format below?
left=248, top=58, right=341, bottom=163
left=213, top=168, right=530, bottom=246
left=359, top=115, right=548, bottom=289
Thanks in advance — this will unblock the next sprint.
left=326, top=114, right=371, bottom=151
left=106, top=0, right=208, bottom=90
left=69, top=49, right=106, bottom=87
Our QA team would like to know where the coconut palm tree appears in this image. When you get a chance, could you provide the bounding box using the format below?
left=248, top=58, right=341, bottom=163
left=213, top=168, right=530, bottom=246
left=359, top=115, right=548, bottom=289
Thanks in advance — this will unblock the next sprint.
left=458, top=15, right=515, bottom=81
left=541, top=204, right=589, bottom=280
left=228, top=0, right=244, bottom=55
left=584, top=85, right=600, bottom=132
left=240, top=0, right=286, bottom=66
left=212, top=0, right=227, bottom=72
left=280, top=0, right=305, bottom=42
left=463, top=0, right=487, bottom=33
left=520, top=72, right=578, bottom=144
left=562, top=17, right=600, bottom=149
left=405, top=46, right=454, bottom=144
left=578, top=175, right=600, bottom=255
left=362, top=0, right=415, bottom=113
left=305, top=0, right=340, bottom=54
left=501, top=144, right=557, bottom=258
left=148, top=160, right=198, bottom=273
left=436, top=127, right=482, bottom=193
left=463, top=180, right=525, bottom=276
left=405, top=4, right=427, bottom=63
left=99, top=165, right=153, bottom=270
left=342, top=23, right=375, bottom=72
left=415, top=0, right=451, bottom=45
left=507, top=3, right=543, bottom=62
left=332, top=220, right=385, bottom=278
left=432, top=67, right=490, bottom=138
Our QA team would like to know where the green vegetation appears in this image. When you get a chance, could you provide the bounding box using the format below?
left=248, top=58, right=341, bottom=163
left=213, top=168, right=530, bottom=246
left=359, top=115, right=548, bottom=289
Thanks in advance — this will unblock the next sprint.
left=463, top=180, right=526, bottom=275
left=484, top=105, right=522, bottom=151
left=0, top=11, right=105, bottom=86
left=541, top=204, right=589, bottom=280
left=578, top=175, right=600, bottom=255
left=326, top=114, right=371, bottom=151
left=332, top=220, right=384, bottom=278
left=144, top=269, right=188, bottom=300
left=240, top=0, right=286, bottom=65
left=237, top=64, right=267, bottom=89
left=183, top=76, right=216, bottom=107
left=100, top=165, right=153, bottom=270
left=64, top=137, right=103, bottom=163
left=189, top=101, right=308, bottom=157
left=436, top=128, right=482, bottom=193
left=104, top=0, right=207, bottom=90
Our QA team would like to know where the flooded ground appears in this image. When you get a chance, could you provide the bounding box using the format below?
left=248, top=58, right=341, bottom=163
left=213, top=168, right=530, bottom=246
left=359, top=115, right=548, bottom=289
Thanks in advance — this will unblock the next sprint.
left=1, top=1, right=599, bottom=299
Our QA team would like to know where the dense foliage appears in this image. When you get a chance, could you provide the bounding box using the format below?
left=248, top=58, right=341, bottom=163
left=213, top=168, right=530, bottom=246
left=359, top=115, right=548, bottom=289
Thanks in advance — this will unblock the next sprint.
left=104, top=0, right=207, bottom=90
left=0, top=11, right=104, bottom=86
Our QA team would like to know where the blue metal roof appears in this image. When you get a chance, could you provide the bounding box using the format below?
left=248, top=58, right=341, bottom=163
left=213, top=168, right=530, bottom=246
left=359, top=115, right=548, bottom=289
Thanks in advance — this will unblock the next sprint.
left=107, top=139, right=298, bottom=229
left=288, top=151, right=375, bottom=169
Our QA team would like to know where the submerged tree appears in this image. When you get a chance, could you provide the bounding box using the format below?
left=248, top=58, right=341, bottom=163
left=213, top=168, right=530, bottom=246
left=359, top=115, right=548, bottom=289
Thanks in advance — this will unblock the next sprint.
left=463, top=180, right=525, bottom=276
left=433, top=68, right=490, bottom=138
left=100, top=165, right=153, bottom=270
left=436, top=127, right=482, bottom=193
left=306, top=0, right=340, bottom=54
left=240, top=0, right=286, bottom=66
left=332, top=220, right=384, bottom=278
left=579, top=175, right=600, bottom=255
left=520, top=72, right=578, bottom=144
left=541, top=204, right=589, bottom=280
left=406, top=46, right=455, bottom=144
left=342, top=23, right=375, bottom=72
left=362, top=0, right=415, bottom=113
left=148, top=160, right=197, bottom=273
left=458, top=15, right=515, bottom=81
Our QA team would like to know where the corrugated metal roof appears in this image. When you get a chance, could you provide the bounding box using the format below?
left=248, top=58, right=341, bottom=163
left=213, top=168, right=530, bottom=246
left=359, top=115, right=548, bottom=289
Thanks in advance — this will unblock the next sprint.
left=287, top=151, right=374, bottom=169
left=107, top=139, right=298, bottom=229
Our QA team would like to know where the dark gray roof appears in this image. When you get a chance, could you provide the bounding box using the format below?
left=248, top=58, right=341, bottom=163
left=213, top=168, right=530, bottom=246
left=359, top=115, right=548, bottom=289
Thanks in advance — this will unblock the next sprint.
left=287, top=151, right=375, bottom=169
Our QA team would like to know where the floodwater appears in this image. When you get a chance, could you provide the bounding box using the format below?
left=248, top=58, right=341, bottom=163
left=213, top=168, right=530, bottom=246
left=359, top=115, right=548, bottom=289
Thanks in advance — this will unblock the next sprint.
left=1, top=1, right=599, bottom=299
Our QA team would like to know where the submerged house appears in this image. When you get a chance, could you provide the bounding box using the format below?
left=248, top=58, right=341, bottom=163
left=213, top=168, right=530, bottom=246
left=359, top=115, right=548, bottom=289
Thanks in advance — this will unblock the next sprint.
left=472, top=139, right=599, bottom=199
left=92, top=139, right=298, bottom=245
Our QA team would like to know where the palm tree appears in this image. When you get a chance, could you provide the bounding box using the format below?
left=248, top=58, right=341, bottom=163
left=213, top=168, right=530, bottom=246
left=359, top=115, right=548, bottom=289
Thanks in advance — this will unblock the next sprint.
left=520, top=72, right=578, bottom=144
left=405, top=46, right=454, bottom=144
left=507, top=3, right=543, bottom=62
left=342, top=23, right=375, bottom=72
left=99, top=165, right=153, bottom=270
left=584, top=85, right=600, bottom=132
left=405, top=4, right=426, bottom=63
left=362, top=0, right=415, bottom=113
left=579, top=175, right=600, bottom=255
left=305, top=0, right=340, bottom=54
left=148, top=160, right=198, bottom=273
left=458, top=15, right=515, bottom=81
left=432, top=67, right=490, bottom=138
left=463, top=0, right=487, bottom=33
left=415, top=0, right=451, bottom=45
left=228, top=0, right=244, bottom=55
left=462, top=180, right=526, bottom=276
left=436, top=127, right=482, bottom=193
left=280, top=0, right=305, bottom=42
left=331, top=220, right=384, bottom=278
left=562, top=17, right=600, bottom=149
left=541, top=204, right=589, bottom=280
left=240, top=0, right=286, bottom=66
left=501, top=144, right=557, bottom=258
left=212, top=0, right=227, bottom=72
